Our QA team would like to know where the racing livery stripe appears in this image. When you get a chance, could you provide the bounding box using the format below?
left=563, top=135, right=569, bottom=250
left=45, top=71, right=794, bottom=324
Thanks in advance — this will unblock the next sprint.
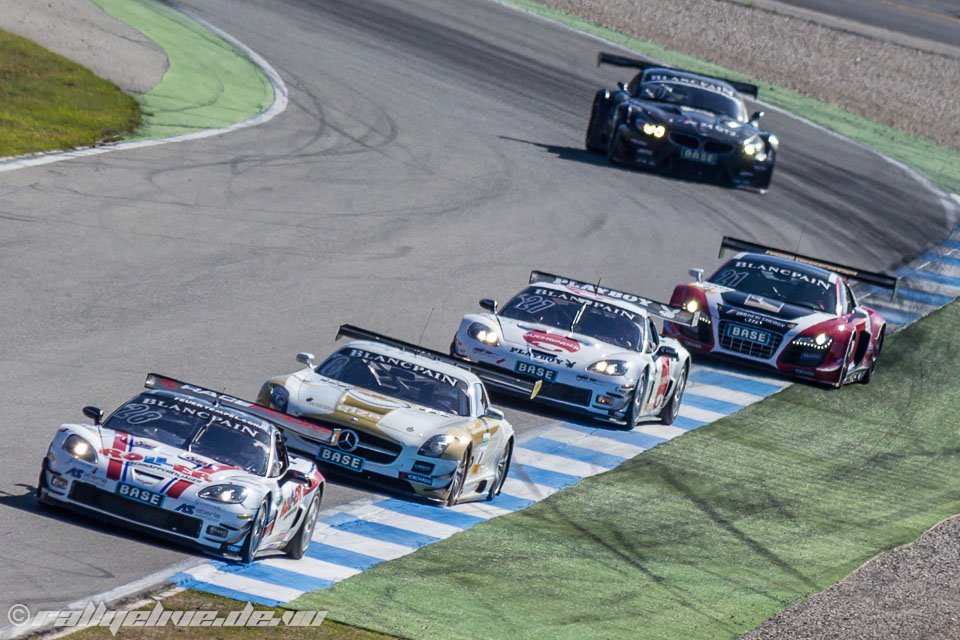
left=164, top=479, right=193, bottom=499
left=105, top=434, right=129, bottom=481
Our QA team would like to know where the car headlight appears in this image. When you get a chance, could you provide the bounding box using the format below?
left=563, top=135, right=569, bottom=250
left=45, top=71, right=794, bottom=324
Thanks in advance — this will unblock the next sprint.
left=270, top=384, right=290, bottom=411
left=742, top=136, right=763, bottom=155
left=418, top=434, right=457, bottom=458
left=587, top=360, right=629, bottom=376
left=642, top=122, right=666, bottom=138
left=792, top=333, right=833, bottom=350
left=683, top=299, right=699, bottom=314
left=63, top=434, right=97, bottom=463
left=198, top=485, right=248, bottom=503
left=467, top=322, right=499, bottom=346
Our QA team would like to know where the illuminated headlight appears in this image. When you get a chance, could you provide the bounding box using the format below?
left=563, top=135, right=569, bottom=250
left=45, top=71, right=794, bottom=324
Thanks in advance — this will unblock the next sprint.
left=792, top=333, right=833, bottom=350
left=588, top=360, right=629, bottom=376
left=467, top=322, right=500, bottom=346
left=63, top=435, right=97, bottom=463
left=642, top=123, right=666, bottom=138
left=418, top=434, right=457, bottom=458
left=683, top=299, right=699, bottom=314
left=199, top=485, right=248, bottom=503
left=742, top=136, right=765, bottom=157
left=270, top=384, right=289, bottom=411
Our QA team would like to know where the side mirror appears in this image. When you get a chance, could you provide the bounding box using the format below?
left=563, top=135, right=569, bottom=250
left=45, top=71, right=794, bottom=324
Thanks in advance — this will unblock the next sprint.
left=280, top=468, right=310, bottom=486
left=296, top=352, right=315, bottom=367
left=749, top=110, right=764, bottom=124
left=617, top=81, right=627, bottom=92
left=656, top=346, right=680, bottom=360
left=483, top=407, right=505, bottom=421
left=82, top=405, right=104, bottom=425
left=479, top=298, right=498, bottom=314
left=689, top=268, right=704, bottom=283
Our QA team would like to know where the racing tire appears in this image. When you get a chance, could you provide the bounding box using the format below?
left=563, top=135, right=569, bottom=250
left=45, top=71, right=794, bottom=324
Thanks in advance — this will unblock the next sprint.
left=860, top=328, right=885, bottom=385
left=657, top=365, right=688, bottom=426
left=606, top=124, right=623, bottom=165
left=241, top=499, right=269, bottom=564
left=284, top=489, right=322, bottom=560
left=585, top=96, right=604, bottom=153
left=625, top=367, right=650, bottom=429
left=485, top=439, right=513, bottom=501
left=35, top=460, right=53, bottom=507
left=446, top=447, right=471, bottom=507
left=833, top=335, right=857, bottom=389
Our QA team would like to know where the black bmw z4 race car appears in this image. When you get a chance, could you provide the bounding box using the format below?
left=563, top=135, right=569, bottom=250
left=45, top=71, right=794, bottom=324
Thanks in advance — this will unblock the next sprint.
left=585, top=52, right=779, bottom=191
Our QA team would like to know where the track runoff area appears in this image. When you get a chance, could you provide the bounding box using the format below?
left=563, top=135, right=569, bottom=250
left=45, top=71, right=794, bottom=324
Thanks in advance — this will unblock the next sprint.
left=172, top=223, right=960, bottom=605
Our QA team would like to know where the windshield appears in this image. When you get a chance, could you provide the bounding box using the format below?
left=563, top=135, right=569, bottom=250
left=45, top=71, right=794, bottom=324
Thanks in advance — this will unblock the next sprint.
left=500, top=287, right=645, bottom=351
left=708, top=258, right=838, bottom=312
left=637, top=81, right=746, bottom=121
left=103, top=393, right=272, bottom=475
left=316, top=347, right=471, bottom=416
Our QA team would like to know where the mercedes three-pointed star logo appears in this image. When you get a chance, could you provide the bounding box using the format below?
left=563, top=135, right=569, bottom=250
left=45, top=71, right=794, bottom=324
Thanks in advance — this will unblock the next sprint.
left=337, top=429, right=360, bottom=453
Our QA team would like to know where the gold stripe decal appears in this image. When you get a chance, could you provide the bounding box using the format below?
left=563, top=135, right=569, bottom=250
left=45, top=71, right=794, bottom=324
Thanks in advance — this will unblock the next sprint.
left=530, top=379, right=543, bottom=400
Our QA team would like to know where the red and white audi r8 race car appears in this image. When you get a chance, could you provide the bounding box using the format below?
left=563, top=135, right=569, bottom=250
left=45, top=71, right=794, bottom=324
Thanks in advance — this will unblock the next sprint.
left=664, top=237, right=899, bottom=387
left=37, top=374, right=329, bottom=563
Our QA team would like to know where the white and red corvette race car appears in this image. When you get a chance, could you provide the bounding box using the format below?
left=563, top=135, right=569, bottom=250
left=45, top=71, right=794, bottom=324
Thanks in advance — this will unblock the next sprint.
left=38, top=374, right=329, bottom=563
left=664, top=237, right=899, bottom=387
left=452, top=271, right=697, bottom=427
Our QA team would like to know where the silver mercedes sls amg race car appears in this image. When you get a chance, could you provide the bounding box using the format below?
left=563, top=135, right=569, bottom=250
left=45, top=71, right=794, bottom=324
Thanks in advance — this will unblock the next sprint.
left=258, top=326, right=538, bottom=506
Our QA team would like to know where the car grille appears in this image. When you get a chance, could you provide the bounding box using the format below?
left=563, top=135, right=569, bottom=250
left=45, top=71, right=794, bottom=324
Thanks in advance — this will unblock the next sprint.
left=535, top=380, right=593, bottom=407
left=353, top=432, right=403, bottom=464
left=69, top=482, right=202, bottom=538
left=669, top=132, right=700, bottom=149
left=295, top=421, right=403, bottom=465
left=718, top=320, right=784, bottom=360
left=704, top=140, right=735, bottom=155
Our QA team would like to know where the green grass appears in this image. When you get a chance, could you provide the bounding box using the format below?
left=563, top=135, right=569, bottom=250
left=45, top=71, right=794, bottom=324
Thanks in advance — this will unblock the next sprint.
left=292, top=298, right=960, bottom=640
left=0, top=28, right=139, bottom=157
left=499, top=0, right=960, bottom=195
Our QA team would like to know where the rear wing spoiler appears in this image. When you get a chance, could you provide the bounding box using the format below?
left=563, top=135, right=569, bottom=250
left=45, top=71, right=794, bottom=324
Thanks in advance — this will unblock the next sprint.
left=335, top=325, right=543, bottom=400
left=719, top=237, right=899, bottom=300
left=530, top=270, right=700, bottom=327
left=597, top=51, right=759, bottom=98
left=144, top=373, right=337, bottom=444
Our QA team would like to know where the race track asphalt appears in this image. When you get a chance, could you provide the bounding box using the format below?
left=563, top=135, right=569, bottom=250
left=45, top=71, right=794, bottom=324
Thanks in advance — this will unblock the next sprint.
left=776, top=0, right=960, bottom=47
left=0, top=0, right=951, bottom=619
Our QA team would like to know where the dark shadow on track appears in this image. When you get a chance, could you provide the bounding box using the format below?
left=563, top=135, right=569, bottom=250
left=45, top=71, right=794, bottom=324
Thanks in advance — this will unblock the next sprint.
left=498, top=135, right=766, bottom=193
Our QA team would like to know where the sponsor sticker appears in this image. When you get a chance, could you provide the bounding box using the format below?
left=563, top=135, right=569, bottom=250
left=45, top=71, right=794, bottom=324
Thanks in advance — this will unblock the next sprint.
left=522, top=330, right=580, bottom=353
left=402, top=472, right=433, bottom=485
left=317, top=445, right=365, bottom=472
left=515, top=361, right=558, bottom=382
left=724, top=323, right=772, bottom=346
left=116, top=482, right=164, bottom=508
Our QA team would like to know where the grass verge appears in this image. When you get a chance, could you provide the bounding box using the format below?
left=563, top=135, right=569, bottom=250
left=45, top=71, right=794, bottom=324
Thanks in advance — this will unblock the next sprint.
left=92, top=0, right=275, bottom=140
left=290, top=297, right=960, bottom=640
left=499, top=0, right=960, bottom=195
left=0, top=28, right=139, bottom=157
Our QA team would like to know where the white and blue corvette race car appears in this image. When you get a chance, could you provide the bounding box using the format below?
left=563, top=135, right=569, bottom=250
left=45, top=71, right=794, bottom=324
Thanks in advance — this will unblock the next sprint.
left=37, top=374, right=329, bottom=563
left=451, top=271, right=698, bottom=426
